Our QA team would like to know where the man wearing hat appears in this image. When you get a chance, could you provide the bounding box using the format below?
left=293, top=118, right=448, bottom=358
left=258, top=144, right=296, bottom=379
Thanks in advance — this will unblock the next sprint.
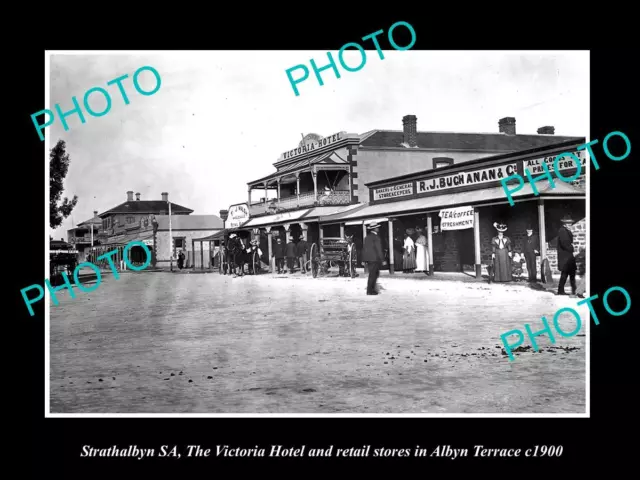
left=296, top=234, right=309, bottom=274
left=523, top=224, right=540, bottom=282
left=285, top=236, right=297, bottom=273
left=362, top=222, right=385, bottom=295
left=273, top=236, right=285, bottom=274
left=557, top=215, right=577, bottom=295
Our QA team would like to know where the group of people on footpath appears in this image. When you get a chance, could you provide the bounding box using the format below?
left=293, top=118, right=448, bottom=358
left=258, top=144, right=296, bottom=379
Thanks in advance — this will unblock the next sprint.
left=490, top=214, right=583, bottom=296
left=272, top=235, right=309, bottom=274
left=363, top=215, right=583, bottom=297
left=398, top=227, right=431, bottom=275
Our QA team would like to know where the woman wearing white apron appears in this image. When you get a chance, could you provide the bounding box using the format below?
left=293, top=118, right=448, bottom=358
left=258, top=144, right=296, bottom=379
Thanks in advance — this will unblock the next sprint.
left=402, top=231, right=416, bottom=273
left=414, top=227, right=430, bottom=275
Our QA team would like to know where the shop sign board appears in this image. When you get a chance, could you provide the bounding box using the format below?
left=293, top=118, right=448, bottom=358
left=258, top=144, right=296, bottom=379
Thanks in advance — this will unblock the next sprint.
left=523, top=150, right=586, bottom=174
left=279, top=131, right=346, bottom=161
left=417, top=163, right=518, bottom=194
left=372, top=182, right=414, bottom=201
left=439, top=206, right=474, bottom=231
left=228, top=203, right=250, bottom=228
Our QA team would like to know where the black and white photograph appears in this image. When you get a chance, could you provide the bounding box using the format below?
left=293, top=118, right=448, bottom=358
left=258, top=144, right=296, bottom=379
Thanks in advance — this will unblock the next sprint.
left=45, top=50, right=589, bottom=416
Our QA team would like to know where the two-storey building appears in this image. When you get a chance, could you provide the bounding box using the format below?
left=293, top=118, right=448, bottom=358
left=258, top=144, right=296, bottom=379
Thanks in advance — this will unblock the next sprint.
left=92, top=191, right=223, bottom=269
left=241, top=115, right=584, bottom=264
left=66, top=210, right=102, bottom=260
left=318, top=139, right=586, bottom=280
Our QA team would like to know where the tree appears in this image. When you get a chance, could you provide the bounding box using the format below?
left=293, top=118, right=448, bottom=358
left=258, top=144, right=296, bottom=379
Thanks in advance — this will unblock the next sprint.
left=50, top=140, right=78, bottom=229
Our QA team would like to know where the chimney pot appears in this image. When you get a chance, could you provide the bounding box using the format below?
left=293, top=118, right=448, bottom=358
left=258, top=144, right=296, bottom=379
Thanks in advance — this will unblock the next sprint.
left=402, top=114, right=418, bottom=147
left=537, top=126, right=555, bottom=135
left=135, top=192, right=141, bottom=201
left=498, top=117, right=516, bottom=135
left=161, top=192, right=169, bottom=202
left=127, top=191, right=134, bottom=201
left=93, top=210, right=98, bottom=216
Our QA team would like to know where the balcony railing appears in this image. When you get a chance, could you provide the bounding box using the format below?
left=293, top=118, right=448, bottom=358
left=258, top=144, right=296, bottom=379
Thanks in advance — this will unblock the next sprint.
left=248, top=190, right=350, bottom=216
left=69, top=235, right=93, bottom=244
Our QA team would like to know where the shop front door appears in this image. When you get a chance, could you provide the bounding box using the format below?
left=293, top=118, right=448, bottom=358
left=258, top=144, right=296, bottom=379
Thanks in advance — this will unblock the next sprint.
left=458, top=228, right=475, bottom=269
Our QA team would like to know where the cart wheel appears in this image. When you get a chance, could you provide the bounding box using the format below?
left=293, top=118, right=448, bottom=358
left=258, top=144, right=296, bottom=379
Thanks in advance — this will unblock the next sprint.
left=310, top=243, right=319, bottom=278
left=348, top=244, right=357, bottom=278
left=252, top=250, right=260, bottom=275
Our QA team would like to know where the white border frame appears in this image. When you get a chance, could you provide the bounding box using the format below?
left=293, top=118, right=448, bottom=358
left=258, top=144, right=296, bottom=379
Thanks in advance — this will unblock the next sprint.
left=44, top=50, right=590, bottom=418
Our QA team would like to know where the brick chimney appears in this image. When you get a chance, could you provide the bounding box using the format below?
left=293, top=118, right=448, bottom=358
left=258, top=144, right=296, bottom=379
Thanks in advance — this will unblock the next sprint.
left=161, top=192, right=169, bottom=202
left=135, top=192, right=141, bottom=201
left=402, top=115, right=418, bottom=147
left=537, top=126, right=555, bottom=135
left=127, top=191, right=134, bottom=201
left=498, top=117, right=516, bottom=135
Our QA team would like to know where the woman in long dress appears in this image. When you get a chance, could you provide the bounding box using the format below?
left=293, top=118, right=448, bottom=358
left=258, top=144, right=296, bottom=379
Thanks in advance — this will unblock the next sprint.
left=414, top=227, right=430, bottom=275
left=403, top=231, right=416, bottom=273
left=491, top=222, right=512, bottom=282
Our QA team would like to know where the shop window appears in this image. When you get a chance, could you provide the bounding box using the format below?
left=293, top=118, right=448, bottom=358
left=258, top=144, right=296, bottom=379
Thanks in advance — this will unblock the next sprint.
left=433, top=157, right=454, bottom=169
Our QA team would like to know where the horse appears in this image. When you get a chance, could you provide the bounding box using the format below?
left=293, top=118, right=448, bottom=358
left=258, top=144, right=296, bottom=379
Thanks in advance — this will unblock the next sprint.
left=227, top=236, right=250, bottom=276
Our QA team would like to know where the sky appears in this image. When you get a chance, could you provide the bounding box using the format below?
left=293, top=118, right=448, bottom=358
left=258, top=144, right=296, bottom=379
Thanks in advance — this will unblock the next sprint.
left=48, top=50, right=589, bottom=239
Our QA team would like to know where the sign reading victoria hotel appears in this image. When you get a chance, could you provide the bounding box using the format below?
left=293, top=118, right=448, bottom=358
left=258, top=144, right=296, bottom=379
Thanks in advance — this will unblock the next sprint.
left=418, top=164, right=518, bottom=193
left=280, top=131, right=346, bottom=161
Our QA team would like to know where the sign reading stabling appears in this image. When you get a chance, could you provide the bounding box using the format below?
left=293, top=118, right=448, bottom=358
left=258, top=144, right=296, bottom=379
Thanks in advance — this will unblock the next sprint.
left=227, top=203, right=250, bottom=228
left=418, top=164, right=518, bottom=193
left=373, top=182, right=414, bottom=201
left=524, top=150, right=586, bottom=174
left=439, top=206, right=474, bottom=230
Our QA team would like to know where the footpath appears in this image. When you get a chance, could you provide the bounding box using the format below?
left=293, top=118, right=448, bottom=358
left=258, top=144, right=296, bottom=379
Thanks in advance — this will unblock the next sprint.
left=143, top=265, right=586, bottom=298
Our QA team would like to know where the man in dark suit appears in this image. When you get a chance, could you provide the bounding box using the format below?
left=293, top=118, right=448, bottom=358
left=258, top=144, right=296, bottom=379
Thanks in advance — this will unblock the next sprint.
left=361, top=223, right=385, bottom=295
left=285, top=237, right=297, bottom=274
left=557, top=215, right=577, bottom=295
left=523, top=224, right=540, bottom=282
left=296, top=234, right=309, bottom=274
left=273, top=237, right=285, bottom=274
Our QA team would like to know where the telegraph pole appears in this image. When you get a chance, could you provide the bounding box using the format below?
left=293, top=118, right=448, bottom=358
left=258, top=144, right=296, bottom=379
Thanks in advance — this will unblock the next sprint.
left=168, top=195, right=173, bottom=272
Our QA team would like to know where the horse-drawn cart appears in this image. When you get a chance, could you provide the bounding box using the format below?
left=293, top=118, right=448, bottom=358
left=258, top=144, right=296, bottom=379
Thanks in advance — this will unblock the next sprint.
left=308, top=236, right=358, bottom=279
left=217, top=235, right=263, bottom=276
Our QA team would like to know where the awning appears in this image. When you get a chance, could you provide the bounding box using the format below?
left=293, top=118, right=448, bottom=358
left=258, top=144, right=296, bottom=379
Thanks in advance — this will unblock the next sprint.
left=192, top=227, right=244, bottom=242
left=242, top=208, right=313, bottom=228
left=319, top=180, right=584, bottom=223
left=300, top=204, right=360, bottom=220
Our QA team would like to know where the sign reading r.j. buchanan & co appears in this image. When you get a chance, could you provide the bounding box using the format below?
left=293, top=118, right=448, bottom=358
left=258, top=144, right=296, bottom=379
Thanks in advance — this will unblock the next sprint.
left=373, top=182, right=414, bottom=201
left=418, top=163, right=518, bottom=193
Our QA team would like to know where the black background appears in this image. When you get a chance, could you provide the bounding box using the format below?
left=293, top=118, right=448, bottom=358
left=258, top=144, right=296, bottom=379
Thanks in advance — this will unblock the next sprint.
left=18, top=10, right=636, bottom=476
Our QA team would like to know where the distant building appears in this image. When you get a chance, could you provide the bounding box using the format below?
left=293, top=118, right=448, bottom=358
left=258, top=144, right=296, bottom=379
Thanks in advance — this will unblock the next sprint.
left=91, top=191, right=222, bottom=269
left=66, top=210, right=102, bottom=260
left=153, top=214, right=223, bottom=268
